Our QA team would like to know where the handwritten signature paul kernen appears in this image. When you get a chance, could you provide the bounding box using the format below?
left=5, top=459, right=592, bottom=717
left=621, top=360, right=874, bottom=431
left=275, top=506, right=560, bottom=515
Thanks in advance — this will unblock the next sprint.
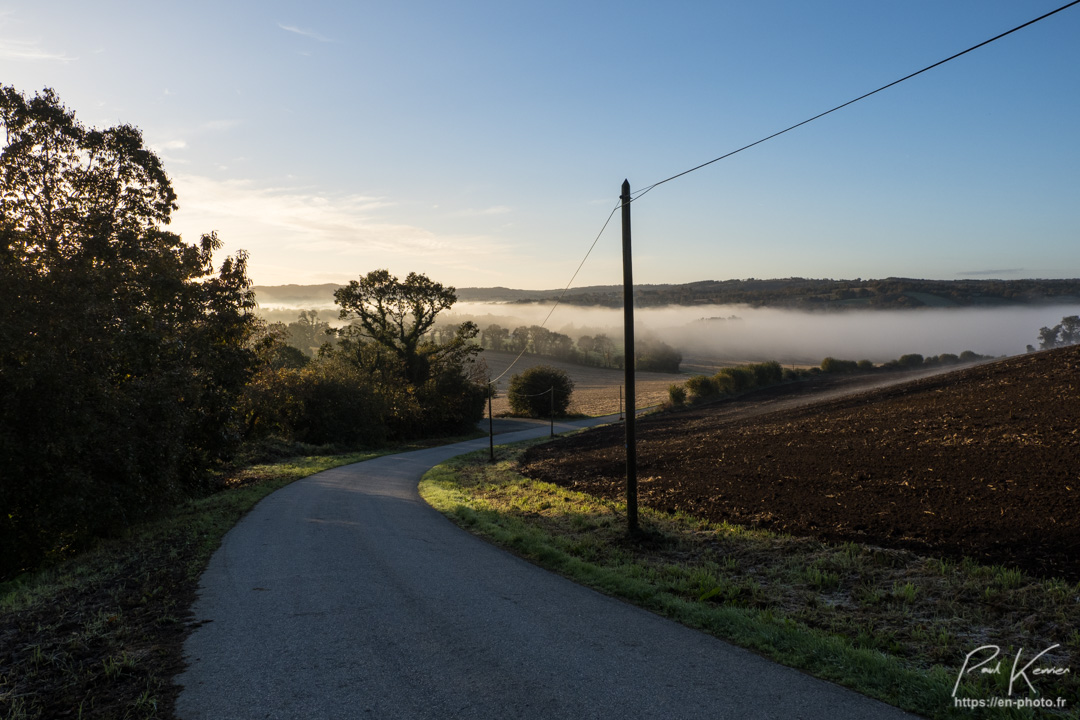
left=953, top=644, right=1070, bottom=697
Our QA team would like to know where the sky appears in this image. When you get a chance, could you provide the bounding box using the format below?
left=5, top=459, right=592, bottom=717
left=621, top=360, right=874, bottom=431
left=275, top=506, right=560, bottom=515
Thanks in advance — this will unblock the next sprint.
left=2, top=1, right=1078, bottom=290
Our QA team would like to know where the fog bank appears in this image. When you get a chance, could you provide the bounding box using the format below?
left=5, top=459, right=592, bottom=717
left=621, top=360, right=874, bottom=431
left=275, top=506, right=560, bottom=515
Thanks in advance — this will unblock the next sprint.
left=444, top=302, right=1080, bottom=364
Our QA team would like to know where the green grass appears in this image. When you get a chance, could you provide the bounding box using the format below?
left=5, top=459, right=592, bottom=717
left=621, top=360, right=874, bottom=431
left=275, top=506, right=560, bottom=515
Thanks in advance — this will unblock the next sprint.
left=419, top=443, right=1080, bottom=720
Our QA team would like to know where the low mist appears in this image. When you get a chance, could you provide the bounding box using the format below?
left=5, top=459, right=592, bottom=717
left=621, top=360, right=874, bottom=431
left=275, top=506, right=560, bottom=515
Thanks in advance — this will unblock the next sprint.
left=444, top=302, right=1080, bottom=364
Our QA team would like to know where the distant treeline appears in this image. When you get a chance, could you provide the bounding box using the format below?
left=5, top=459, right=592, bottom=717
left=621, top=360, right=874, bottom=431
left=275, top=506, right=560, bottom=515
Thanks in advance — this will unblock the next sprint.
left=272, top=314, right=683, bottom=374
left=494, top=278, right=1080, bottom=310
left=472, top=323, right=682, bottom=373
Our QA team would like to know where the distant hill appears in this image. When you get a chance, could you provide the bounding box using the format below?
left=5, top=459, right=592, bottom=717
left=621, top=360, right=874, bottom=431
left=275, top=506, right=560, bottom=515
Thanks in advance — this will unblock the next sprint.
left=252, top=277, right=1080, bottom=314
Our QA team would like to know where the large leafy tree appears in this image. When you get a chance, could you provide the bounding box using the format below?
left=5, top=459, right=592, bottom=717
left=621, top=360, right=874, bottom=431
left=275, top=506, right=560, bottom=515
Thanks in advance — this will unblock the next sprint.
left=0, top=86, right=257, bottom=578
left=334, top=269, right=478, bottom=386
left=332, top=269, right=487, bottom=435
left=0, top=86, right=176, bottom=254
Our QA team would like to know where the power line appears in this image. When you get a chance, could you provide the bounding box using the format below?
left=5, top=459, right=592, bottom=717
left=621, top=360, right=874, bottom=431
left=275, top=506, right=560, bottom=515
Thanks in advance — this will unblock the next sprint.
left=630, top=0, right=1080, bottom=203
left=488, top=199, right=622, bottom=385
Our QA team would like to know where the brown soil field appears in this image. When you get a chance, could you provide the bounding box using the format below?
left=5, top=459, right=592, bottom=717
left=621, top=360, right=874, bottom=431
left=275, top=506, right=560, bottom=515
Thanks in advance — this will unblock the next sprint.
left=521, top=345, right=1080, bottom=580
left=479, top=350, right=686, bottom=417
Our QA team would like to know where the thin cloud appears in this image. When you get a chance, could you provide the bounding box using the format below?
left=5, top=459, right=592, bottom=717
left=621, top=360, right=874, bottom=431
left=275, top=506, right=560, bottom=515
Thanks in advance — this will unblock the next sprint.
left=168, top=175, right=512, bottom=273
left=199, top=119, right=243, bottom=133
left=452, top=206, right=512, bottom=218
left=957, top=269, right=1024, bottom=277
left=277, top=23, right=333, bottom=43
left=0, top=38, right=73, bottom=62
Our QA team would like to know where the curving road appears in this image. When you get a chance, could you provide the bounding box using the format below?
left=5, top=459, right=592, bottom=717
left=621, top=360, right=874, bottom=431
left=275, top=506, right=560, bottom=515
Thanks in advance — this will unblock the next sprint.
left=175, top=416, right=918, bottom=719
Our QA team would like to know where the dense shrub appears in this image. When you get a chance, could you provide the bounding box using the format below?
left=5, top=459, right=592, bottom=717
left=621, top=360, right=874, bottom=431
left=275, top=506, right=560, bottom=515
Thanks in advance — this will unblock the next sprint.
left=716, top=366, right=755, bottom=392
left=243, top=338, right=486, bottom=445
left=413, top=360, right=489, bottom=436
left=750, top=360, right=783, bottom=386
left=821, top=357, right=859, bottom=373
left=508, top=366, right=575, bottom=417
left=684, top=374, right=719, bottom=400
left=668, top=384, right=688, bottom=406
left=676, top=360, right=809, bottom=407
left=897, top=353, right=925, bottom=369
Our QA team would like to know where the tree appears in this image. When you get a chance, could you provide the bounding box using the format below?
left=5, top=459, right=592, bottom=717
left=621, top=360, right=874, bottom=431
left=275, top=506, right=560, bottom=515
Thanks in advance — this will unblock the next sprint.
left=286, top=309, right=332, bottom=357
left=527, top=325, right=552, bottom=355
left=636, top=338, right=682, bottom=373
left=508, top=366, right=574, bottom=417
left=332, top=269, right=487, bottom=436
left=481, top=324, right=509, bottom=351
left=333, top=269, right=465, bottom=386
left=0, top=86, right=258, bottom=578
left=549, top=332, right=575, bottom=360
left=509, top=326, right=530, bottom=354
left=593, top=334, right=616, bottom=366
left=0, top=86, right=176, bottom=253
left=1037, top=316, right=1080, bottom=350
left=1039, top=325, right=1062, bottom=350
left=1060, top=316, right=1080, bottom=345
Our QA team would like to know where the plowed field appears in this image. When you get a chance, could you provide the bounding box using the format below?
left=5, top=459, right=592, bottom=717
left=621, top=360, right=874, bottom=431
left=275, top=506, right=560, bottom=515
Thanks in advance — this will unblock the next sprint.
left=521, top=345, right=1080, bottom=580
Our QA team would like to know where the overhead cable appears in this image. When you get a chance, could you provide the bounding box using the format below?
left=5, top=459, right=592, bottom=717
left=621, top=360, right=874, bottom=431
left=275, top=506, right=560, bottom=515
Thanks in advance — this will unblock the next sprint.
left=631, top=0, right=1080, bottom=202
left=488, top=200, right=622, bottom=385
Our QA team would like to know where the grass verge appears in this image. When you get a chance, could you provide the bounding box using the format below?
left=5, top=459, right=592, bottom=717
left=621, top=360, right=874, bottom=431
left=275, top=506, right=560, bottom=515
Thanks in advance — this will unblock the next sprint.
left=0, top=439, right=455, bottom=720
left=419, top=442, right=1080, bottom=720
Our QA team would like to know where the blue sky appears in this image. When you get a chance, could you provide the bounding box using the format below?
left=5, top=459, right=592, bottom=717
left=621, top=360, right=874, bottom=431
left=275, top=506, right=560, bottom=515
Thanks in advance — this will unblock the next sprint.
left=2, top=1, right=1078, bottom=289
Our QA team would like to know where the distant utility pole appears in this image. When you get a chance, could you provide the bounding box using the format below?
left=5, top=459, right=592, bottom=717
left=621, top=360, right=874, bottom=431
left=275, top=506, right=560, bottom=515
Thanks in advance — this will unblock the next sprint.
left=621, top=179, right=638, bottom=534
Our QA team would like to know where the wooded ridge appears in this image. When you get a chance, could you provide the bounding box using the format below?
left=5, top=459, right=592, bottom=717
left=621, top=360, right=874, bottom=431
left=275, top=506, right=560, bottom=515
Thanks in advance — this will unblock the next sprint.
left=254, top=277, right=1080, bottom=311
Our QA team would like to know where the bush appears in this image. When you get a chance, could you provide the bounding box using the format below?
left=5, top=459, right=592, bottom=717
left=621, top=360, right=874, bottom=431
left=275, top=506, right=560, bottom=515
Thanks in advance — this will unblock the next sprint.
left=668, top=383, right=688, bottom=406
left=241, top=358, right=391, bottom=446
left=857, top=359, right=875, bottom=371
left=897, top=353, right=925, bottom=369
left=508, top=366, right=574, bottom=417
left=821, top=357, right=859, bottom=373
left=716, top=366, right=755, bottom=392
left=684, top=374, right=719, bottom=400
left=749, top=360, right=783, bottom=386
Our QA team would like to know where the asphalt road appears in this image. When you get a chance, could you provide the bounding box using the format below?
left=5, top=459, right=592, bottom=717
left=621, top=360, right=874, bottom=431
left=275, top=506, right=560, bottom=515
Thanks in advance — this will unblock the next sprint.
left=175, top=416, right=919, bottom=719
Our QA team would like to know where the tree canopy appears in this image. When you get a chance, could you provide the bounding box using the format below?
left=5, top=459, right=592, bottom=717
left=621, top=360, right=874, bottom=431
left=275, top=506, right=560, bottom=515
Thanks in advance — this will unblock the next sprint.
left=0, top=86, right=177, bottom=252
left=334, top=269, right=478, bottom=386
left=507, top=366, right=575, bottom=418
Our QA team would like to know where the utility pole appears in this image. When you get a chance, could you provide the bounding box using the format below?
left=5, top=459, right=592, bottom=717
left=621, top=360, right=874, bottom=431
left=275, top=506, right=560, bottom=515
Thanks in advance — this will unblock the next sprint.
left=621, top=179, right=638, bottom=534
left=549, top=387, right=555, bottom=437
left=488, top=386, right=495, bottom=462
